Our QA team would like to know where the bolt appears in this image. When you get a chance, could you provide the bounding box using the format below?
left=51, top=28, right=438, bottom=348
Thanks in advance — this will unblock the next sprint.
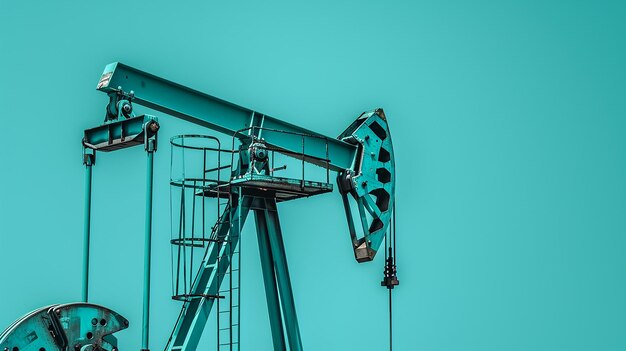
left=149, top=122, right=160, bottom=133
left=362, top=181, right=368, bottom=187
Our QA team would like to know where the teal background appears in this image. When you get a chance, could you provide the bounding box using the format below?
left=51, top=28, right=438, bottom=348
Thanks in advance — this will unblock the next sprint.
left=1, top=1, right=626, bottom=350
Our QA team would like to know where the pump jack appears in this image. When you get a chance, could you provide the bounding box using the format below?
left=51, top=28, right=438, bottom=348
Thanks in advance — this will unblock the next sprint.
left=1, top=63, right=398, bottom=351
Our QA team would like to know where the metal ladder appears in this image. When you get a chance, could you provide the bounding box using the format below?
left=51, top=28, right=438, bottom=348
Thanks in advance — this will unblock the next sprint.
left=213, top=164, right=241, bottom=351
left=167, top=134, right=247, bottom=351
left=166, top=194, right=251, bottom=351
left=216, top=237, right=240, bottom=350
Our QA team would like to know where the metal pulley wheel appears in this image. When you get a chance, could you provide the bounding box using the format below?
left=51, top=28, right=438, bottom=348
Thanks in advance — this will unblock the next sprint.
left=1, top=303, right=128, bottom=351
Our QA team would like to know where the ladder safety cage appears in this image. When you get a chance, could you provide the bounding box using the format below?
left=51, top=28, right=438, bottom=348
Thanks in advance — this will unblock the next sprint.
left=169, top=134, right=240, bottom=350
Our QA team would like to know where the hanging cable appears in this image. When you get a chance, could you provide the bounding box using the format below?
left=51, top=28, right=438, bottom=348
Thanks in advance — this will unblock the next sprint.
left=382, top=202, right=399, bottom=351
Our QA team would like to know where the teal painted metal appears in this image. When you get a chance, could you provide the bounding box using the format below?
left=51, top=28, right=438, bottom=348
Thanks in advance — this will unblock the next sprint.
left=253, top=211, right=286, bottom=350
left=165, top=196, right=252, bottom=351
left=96, top=62, right=357, bottom=171
left=79, top=63, right=399, bottom=350
left=82, top=150, right=95, bottom=302
left=256, top=198, right=303, bottom=350
left=92, top=63, right=396, bottom=262
left=83, top=115, right=159, bottom=152
left=81, top=117, right=160, bottom=350
left=337, top=109, right=396, bottom=262
left=142, top=137, right=157, bottom=351
left=167, top=194, right=305, bottom=351
left=92, top=62, right=396, bottom=262
left=0, top=303, right=129, bottom=351
left=229, top=173, right=333, bottom=201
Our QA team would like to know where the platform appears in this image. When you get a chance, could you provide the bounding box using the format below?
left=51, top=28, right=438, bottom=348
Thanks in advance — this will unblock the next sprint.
left=196, top=174, right=333, bottom=202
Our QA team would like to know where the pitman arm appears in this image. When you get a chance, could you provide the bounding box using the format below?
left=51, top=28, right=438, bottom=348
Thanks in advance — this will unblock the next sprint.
left=88, top=62, right=395, bottom=262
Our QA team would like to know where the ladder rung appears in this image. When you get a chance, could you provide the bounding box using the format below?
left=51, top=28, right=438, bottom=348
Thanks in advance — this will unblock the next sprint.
left=219, top=324, right=239, bottom=330
left=172, top=293, right=224, bottom=300
left=219, top=288, right=239, bottom=293
left=219, top=269, right=239, bottom=275
left=219, top=306, right=235, bottom=314
left=219, top=342, right=239, bottom=345
left=218, top=306, right=238, bottom=313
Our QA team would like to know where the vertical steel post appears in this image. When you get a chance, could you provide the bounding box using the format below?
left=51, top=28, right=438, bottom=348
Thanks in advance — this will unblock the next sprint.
left=82, top=151, right=95, bottom=302
left=254, top=209, right=287, bottom=350
left=263, top=199, right=303, bottom=351
left=142, top=137, right=156, bottom=351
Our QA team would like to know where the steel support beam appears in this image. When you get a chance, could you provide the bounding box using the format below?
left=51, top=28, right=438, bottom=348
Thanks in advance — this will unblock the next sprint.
left=254, top=209, right=287, bottom=350
left=96, top=62, right=357, bottom=171
left=261, top=198, right=303, bottom=351
left=167, top=195, right=304, bottom=351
